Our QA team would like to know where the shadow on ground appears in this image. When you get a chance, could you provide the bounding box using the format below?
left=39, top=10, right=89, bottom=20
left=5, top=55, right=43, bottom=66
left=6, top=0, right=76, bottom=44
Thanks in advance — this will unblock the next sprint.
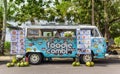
left=43, top=58, right=74, bottom=65
left=0, top=56, right=120, bottom=67
left=0, top=61, right=9, bottom=65
left=0, top=56, right=12, bottom=65
left=41, top=58, right=120, bottom=67
left=94, top=58, right=120, bottom=66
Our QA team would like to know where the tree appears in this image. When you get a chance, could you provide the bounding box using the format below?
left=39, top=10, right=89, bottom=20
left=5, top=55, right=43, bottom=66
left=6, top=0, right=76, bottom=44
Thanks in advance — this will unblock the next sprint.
left=0, top=0, right=3, bottom=40
left=103, top=0, right=120, bottom=39
left=0, top=0, right=17, bottom=55
left=0, top=0, right=7, bottom=55
left=91, top=0, right=120, bottom=40
left=104, top=0, right=109, bottom=39
left=52, top=0, right=92, bottom=24
left=14, top=0, right=44, bottom=24
left=110, top=23, right=120, bottom=38
left=92, top=0, right=95, bottom=25
left=55, top=0, right=72, bottom=23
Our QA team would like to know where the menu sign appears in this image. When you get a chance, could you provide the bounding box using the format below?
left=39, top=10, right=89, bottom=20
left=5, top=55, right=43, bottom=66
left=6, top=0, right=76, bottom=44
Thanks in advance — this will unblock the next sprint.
left=10, top=30, right=26, bottom=55
left=76, top=29, right=91, bottom=54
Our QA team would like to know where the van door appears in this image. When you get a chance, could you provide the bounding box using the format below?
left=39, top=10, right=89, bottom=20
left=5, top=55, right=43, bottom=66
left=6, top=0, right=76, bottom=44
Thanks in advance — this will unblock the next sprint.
left=90, top=28, right=107, bottom=58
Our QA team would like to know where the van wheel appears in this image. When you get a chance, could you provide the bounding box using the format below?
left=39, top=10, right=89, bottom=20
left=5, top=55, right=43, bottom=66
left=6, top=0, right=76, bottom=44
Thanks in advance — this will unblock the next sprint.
left=80, top=54, right=93, bottom=64
left=29, top=53, right=43, bottom=65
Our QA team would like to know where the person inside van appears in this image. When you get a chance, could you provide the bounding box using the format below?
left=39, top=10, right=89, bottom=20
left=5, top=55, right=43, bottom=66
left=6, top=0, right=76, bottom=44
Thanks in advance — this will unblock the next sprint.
left=55, top=30, right=61, bottom=37
left=55, top=29, right=63, bottom=37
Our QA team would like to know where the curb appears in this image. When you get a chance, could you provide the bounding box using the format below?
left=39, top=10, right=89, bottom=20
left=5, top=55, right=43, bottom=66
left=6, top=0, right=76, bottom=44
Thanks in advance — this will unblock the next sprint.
left=105, top=55, right=120, bottom=59
left=0, top=56, right=12, bottom=61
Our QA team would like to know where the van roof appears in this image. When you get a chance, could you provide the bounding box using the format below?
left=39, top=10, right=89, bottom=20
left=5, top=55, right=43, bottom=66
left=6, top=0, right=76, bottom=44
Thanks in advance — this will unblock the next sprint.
left=25, top=24, right=97, bottom=29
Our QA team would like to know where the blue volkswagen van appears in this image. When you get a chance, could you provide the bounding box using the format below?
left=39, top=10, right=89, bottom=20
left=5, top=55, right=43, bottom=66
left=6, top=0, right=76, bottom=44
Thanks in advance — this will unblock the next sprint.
left=21, top=24, right=107, bottom=64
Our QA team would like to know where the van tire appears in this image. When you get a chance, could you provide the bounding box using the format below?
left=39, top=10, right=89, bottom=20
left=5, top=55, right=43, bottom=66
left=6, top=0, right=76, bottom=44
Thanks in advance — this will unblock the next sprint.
left=28, top=53, right=43, bottom=65
left=79, top=54, right=93, bottom=64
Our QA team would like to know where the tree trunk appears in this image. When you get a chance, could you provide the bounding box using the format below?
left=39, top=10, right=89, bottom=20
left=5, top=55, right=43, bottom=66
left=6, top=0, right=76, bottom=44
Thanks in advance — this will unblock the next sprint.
left=91, top=0, right=95, bottom=25
left=104, top=0, right=110, bottom=40
left=0, top=0, right=7, bottom=55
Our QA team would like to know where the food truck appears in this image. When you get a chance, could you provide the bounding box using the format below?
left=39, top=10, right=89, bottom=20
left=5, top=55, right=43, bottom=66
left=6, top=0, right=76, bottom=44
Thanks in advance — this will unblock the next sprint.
left=10, top=24, right=107, bottom=64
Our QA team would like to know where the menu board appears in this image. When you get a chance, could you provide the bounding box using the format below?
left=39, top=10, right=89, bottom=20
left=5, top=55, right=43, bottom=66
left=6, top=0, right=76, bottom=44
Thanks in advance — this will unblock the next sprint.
left=10, top=30, right=26, bottom=55
left=76, top=29, right=91, bottom=54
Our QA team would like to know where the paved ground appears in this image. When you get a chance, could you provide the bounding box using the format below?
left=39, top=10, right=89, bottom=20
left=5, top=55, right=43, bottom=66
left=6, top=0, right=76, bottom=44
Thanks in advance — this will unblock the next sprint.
left=0, top=55, right=120, bottom=74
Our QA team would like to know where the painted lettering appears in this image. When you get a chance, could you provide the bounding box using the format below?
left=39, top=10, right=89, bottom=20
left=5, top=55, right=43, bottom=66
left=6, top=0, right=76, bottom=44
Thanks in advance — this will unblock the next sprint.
left=46, top=42, right=74, bottom=54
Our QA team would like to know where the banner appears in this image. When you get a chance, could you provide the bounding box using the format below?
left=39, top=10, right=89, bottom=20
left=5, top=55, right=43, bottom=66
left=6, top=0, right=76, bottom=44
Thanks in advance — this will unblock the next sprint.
left=76, top=29, right=91, bottom=54
left=10, top=29, right=26, bottom=55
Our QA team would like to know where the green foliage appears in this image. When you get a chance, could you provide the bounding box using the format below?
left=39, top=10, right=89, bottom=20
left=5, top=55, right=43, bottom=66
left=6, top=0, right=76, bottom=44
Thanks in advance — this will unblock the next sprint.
left=14, top=0, right=44, bottom=23
left=114, top=37, right=120, bottom=47
left=110, top=23, right=120, bottom=38
left=0, top=3, right=3, bottom=24
left=4, top=41, right=10, bottom=49
left=0, top=0, right=120, bottom=41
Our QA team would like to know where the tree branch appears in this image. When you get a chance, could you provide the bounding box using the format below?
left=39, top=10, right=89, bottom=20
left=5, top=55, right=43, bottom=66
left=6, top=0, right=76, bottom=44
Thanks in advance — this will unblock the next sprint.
left=109, top=17, right=120, bottom=23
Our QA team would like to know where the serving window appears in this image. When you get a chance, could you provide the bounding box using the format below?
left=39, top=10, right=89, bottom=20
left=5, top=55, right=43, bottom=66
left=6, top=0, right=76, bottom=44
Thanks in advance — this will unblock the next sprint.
left=27, top=28, right=76, bottom=38
left=43, top=32, right=52, bottom=37
left=27, top=28, right=41, bottom=37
